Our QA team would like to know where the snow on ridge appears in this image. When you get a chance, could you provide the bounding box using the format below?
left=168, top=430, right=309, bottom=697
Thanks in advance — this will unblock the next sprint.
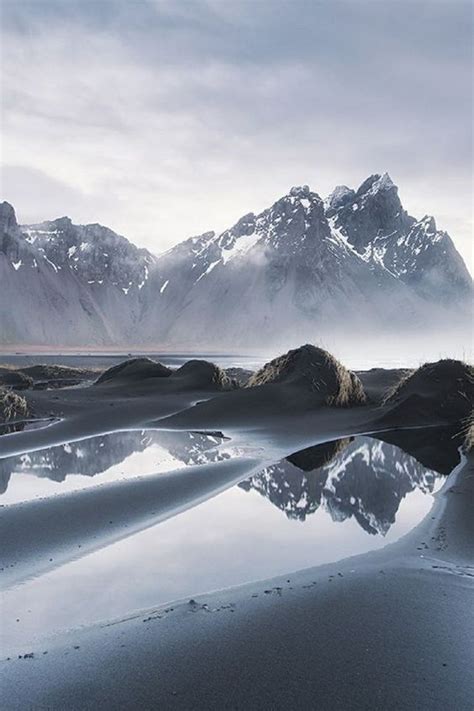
left=138, top=265, right=149, bottom=289
left=221, top=231, right=262, bottom=264
left=43, top=255, right=59, bottom=273
left=196, top=259, right=221, bottom=282
left=327, top=216, right=370, bottom=264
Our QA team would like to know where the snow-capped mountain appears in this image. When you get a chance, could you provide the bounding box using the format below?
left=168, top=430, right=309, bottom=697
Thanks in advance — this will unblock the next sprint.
left=1, top=173, right=471, bottom=348
left=325, top=173, right=471, bottom=303
left=23, top=216, right=154, bottom=293
left=0, top=202, right=154, bottom=346
left=142, top=175, right=471, bottom=348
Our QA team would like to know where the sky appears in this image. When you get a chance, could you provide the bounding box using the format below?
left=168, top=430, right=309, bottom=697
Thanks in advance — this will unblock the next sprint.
left=0, top=0, right=472, bottom=270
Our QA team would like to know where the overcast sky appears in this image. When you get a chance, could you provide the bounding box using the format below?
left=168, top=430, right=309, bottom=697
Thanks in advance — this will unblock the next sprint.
left=1, top=0, right=472, bottom=270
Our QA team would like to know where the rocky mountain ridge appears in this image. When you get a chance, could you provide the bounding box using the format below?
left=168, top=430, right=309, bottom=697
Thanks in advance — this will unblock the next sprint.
left=1, top=173, right=471, bottom=348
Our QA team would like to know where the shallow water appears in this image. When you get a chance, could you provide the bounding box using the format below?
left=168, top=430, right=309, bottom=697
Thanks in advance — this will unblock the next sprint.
left=0, top=351, right=426, bottom=374
left=0, top=428, right=452, bottom=651
left=0, top=352, right=265, bottom=372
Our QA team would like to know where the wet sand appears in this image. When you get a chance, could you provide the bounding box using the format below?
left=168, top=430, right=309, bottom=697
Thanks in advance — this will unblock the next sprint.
left=0, top=367, right=472, bottom=709
left=1, top=451, right=472, bottom=710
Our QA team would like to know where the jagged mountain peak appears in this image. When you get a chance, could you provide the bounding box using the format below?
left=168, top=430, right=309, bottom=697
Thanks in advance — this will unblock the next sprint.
left=417, top=215, right=437, bottom=234
left=326, top=172, right=411, bottom=255
left=51, top=215, right=73, bottom=226
left=325, top=185, right=355, bottom=212
left=356, top=172, right=396, bottom=196
left=289, top=184, right=311, bottom=198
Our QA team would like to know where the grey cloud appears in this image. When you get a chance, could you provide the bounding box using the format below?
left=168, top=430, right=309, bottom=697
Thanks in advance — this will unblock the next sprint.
left=0, top=0, right=472, bottom=270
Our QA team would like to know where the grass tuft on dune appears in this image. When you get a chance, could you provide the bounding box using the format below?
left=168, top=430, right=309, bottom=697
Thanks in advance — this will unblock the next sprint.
left=247, top=344, right=366, bottom=407
left=0, top=386, right=29, bottom=434
left=460, top=414, right=474, bottom=452
left=383, top=359, right=473, bottom=423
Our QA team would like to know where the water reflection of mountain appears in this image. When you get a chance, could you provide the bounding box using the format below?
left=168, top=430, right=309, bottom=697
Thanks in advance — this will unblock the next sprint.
left=0, top=426, right=460, bottom=536
left=0, top=431, right=224, bottom=495
left=239, top=430, right=461, bottom=535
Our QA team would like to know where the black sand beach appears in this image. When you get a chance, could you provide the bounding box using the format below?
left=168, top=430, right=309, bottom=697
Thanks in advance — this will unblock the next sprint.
left=0, top=348, right=472, bottom=709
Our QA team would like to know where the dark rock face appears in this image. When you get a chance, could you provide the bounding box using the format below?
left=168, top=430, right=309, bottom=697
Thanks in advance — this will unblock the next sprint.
left=328, top=173, right=413, bottom=252
left=327, top=174, right=472, bottom=304
left=0, top=201, right=18, bottom=234
left=0, top=202, right=39, bottom=269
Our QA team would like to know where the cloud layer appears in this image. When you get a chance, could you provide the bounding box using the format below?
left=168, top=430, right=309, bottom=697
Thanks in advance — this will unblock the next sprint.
left=1, top=0, right=472, bottom=270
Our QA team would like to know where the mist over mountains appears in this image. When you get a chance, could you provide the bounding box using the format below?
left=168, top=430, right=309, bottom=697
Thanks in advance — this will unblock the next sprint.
left=1, top=173, right=471, bottom=352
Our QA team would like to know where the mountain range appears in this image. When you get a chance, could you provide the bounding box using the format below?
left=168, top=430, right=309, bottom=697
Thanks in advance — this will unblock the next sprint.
left=1, top=173, right=471, bottom=349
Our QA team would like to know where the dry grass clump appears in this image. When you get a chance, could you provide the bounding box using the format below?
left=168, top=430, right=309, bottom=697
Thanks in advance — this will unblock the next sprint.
left=0, top=386, right=29, bottom=434
left=383, top=359, right=473, bottom=423
left=172, top=360, right=237, bottom=390
left=247, top=344, right=366, bottom=407
left=460, top=414, right=474, bottom=452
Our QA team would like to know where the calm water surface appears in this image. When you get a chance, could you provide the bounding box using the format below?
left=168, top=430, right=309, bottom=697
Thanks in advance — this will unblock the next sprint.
left=1, top=427, right=455, bottom=651
left=0, top=352, right=423, bottom=373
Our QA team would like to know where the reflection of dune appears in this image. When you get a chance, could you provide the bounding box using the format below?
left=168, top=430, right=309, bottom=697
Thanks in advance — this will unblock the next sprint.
left=240, top=436, right=441, bottom=534
left=286, top=437, right=353, bottom=471
left=375, top=427, right=462, bottom=476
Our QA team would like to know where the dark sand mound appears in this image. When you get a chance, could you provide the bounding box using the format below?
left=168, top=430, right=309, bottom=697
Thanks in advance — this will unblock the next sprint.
left=0, top=367, right=33, bottom=390
left=0, top=386, right=29, bottom=434
left=286, top=437, right=352, bottom=471
left=171, top=360, right=236, bottom=390
left=247, top=344, right=366, bottom=406
left=21, top=364, right=94, bottom=381
left=95, top=358, right=172, bottom=385
left=384, top=359, right=473, bottom=423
